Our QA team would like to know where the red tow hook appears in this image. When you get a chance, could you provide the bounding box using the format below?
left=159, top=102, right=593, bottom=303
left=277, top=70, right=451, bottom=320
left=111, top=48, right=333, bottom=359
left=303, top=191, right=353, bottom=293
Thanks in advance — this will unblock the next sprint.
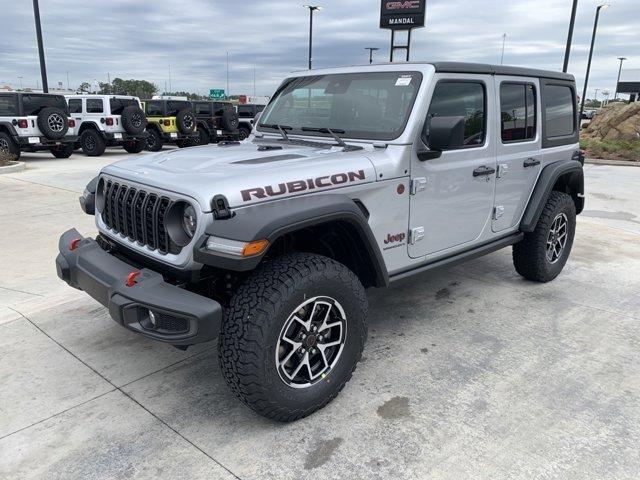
left=69, top=238, right=82, bottom=251
left=126, top=271, right=141, bottom=287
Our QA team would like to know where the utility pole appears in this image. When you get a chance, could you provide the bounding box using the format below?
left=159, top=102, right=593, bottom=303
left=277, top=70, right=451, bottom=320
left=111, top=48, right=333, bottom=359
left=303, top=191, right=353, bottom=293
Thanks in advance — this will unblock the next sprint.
left=563, top=0, right=579, bottom=72
left=168, top=64, right=172, bottom=93
left=580, top=4, right=610, bottom=121
left=614, top=57, right=626, bottom=100
left=365, top=47, right=380, bottom=64
left=66, top=71, right=70, bottom=90
left=303, top=5, right=322, bottom=69
left=500, top=33, right=507, bottom=65
left=17, top=76, right=23, bottom=90
left=226, top=52, right=229, bottom=98
left=32, top=0, right=49, bottom=93
left=253, top=64, right=256, bottom=97
left=594, top=88, right=600, bottom=105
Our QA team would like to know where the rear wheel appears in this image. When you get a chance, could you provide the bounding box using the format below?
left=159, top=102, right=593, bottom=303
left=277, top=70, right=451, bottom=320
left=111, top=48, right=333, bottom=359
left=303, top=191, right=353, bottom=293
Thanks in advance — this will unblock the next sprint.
left=80, top=129, right=106, bottom=156
left=194, top=128, right=210, bottom=146
left=145, top=129, right=163, bottom=152
left=219, top=253, right=367, bottom=422
left=123, top=139, right=146, bottom=154
left=0, top=132, right=20, bottom=161
left=513, top=191, right=576, bottom=282
left=238, top=127, right=251, bottom=141
left=175, top=138, right=194, bottom=148
left=51, top=143, right=74, bottom=158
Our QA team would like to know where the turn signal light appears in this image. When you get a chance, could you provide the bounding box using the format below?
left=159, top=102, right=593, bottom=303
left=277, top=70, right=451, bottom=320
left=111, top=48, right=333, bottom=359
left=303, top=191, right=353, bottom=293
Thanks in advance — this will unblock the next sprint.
left=68, top=119, right=76, bottom=128
left=242, top=239, right=269, bottom=257
left=105, top=117, right=114, bottom=126
left=17, top=119, right=28, bottom=128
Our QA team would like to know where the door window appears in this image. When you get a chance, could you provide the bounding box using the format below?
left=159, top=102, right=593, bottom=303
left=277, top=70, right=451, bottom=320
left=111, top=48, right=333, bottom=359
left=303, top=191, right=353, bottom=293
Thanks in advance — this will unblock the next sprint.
left=86, top=99, right=104, bottom=113
left=500, top=83, right=536, bottom=142
left=68, top=99, right=82, bottom=114
left=426, top=82, right=486, bottom=149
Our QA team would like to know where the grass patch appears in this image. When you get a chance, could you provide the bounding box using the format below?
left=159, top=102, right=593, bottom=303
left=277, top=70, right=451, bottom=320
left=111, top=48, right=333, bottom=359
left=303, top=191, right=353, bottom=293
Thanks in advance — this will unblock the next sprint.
left=580, top=137, right=640, bottom=162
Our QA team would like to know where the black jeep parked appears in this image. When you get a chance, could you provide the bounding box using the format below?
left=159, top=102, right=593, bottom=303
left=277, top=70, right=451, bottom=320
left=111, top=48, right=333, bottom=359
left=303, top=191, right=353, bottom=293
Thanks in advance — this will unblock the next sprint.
left=192, top=101, right=240, bottom=145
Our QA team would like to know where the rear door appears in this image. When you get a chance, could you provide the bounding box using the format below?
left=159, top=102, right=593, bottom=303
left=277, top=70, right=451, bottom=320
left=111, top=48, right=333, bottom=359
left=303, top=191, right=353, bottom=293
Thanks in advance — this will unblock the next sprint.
left=492, top=77, right=542, bottom=232
left=409, top=75, right=497, bottom=258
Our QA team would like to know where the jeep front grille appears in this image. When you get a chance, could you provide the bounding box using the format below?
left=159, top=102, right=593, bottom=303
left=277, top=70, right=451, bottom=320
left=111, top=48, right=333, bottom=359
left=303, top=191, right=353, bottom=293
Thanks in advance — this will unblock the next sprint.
left=101, top=180, right=181, bottom=255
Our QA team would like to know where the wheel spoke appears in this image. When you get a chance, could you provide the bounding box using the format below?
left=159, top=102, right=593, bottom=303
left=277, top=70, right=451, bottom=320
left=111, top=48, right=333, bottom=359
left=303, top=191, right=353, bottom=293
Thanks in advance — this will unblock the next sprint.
left=292, top=314, right=311, bottom=331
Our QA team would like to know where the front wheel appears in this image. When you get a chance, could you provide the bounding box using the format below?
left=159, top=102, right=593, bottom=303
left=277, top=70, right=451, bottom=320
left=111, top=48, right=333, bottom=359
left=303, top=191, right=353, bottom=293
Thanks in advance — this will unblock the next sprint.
left=219, top=253, right=368, bottom=422
left=51, top=143, right=75, bottom=158
left=238, top=127, right=251, bottom=141
left=513, top=191, right=576, bottom=282
left=80, top=129, right=106, bottom=156
left=145, top=129, right=163, bottom=152
left=123, top=139, right=146, bottom=154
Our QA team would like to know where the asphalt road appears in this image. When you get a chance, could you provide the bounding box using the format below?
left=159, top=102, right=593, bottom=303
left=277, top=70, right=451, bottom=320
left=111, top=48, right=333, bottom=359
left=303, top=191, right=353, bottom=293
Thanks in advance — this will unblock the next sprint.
left=1, top=149, right=639, bottom=479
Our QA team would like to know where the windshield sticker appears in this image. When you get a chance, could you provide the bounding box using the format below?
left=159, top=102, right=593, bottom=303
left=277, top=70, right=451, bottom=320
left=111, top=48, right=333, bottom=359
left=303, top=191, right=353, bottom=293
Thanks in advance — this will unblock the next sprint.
left=395, top=76, right=412, bottom=86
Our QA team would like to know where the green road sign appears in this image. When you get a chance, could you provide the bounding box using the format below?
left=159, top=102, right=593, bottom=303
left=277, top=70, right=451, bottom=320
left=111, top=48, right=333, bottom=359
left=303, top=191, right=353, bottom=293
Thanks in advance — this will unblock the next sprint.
left=209, top=89, right=225, bottom=100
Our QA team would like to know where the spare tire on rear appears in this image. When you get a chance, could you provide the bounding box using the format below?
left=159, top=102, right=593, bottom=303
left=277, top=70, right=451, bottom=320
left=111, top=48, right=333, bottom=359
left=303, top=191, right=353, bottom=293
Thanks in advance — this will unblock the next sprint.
left=121, top=105, right=147, bottom=135
left=220, top=109, right=239, bottom=131
left=176, top=109, right=196, bottom=134
left=37, top=107, right=68, bottom=140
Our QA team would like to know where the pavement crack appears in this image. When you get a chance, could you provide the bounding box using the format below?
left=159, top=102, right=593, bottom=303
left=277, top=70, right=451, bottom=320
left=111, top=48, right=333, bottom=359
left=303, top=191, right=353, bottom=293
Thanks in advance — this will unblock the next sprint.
left=0, top=285, right=44, bottom=297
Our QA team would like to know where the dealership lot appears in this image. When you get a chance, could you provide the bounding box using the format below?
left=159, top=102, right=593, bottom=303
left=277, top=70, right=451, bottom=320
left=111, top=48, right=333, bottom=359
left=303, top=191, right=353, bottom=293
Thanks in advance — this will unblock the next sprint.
left=1, top=152, right=639, bottom=479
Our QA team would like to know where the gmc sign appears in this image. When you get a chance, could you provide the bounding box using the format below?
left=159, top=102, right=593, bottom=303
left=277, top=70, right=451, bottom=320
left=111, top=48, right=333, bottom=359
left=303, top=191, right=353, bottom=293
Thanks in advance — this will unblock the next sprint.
left=380, top=0, right=426, bottom=29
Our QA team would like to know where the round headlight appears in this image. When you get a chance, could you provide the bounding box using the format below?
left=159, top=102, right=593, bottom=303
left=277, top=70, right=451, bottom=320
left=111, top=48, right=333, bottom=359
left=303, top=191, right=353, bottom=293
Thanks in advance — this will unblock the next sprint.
left=182, top=205, right=197, bottom=238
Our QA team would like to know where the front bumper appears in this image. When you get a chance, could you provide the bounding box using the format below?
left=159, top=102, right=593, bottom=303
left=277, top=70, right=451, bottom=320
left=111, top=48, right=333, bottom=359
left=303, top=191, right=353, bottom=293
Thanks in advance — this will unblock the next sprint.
left=55, top=228, right=222, bottom=346
left=18, top=135, right=79, bottom=147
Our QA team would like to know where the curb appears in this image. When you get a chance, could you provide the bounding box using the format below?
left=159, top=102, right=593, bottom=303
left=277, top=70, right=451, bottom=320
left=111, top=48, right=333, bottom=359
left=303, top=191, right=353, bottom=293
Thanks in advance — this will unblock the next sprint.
left=585, top=158, right=640, bottom=167
left=0, top=161, right=26, bottom=174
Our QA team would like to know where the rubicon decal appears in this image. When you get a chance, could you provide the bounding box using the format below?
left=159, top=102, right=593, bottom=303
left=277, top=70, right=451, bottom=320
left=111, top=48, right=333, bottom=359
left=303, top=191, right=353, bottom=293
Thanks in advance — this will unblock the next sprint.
left=241, top=170, right=366, bottom=202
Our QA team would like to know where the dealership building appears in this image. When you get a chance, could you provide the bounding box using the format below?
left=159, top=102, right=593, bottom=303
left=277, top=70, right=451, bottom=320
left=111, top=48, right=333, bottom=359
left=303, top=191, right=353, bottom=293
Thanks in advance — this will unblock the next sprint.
left=617, top=69, right=640, bottom=101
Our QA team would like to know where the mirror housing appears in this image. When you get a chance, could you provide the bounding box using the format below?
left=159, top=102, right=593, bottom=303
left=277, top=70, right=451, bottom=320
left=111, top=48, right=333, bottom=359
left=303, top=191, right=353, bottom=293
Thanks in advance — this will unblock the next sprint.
left=417, top=115, right=466, bottom=161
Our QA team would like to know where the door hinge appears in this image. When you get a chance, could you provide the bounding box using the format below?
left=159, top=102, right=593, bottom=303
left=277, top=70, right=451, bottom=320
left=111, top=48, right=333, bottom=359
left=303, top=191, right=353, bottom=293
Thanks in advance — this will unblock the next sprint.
left=493, top=205, right=505, bottom=220
left=497, top=164, right=509, bottom=178
left=409, top=227, right=425, bottom=245
left=410, top=177, right=427, bottom=195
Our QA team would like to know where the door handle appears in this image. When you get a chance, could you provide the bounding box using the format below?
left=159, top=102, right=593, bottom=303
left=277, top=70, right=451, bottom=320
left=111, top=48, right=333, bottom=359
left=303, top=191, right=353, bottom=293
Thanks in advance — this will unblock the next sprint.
left=524, top=157, right=541, bottom=168
left=473, top=166, right=496, bottom=177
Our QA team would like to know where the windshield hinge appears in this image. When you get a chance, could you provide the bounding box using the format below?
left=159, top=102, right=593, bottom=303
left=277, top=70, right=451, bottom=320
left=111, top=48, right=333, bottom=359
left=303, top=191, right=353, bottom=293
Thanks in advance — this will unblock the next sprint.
left=212, top=194, right=233, bottom=220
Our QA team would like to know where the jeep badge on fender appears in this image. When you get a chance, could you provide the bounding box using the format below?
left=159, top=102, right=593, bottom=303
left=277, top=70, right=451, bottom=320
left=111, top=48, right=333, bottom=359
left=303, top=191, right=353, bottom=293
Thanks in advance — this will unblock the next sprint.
left=55, top=62, right=583, bottom=422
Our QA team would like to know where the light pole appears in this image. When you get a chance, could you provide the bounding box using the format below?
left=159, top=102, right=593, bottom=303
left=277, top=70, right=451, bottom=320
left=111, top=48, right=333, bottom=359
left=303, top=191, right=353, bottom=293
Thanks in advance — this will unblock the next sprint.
left=500, top=33, right=507, bottom=65
left=32, top=0, right=48, bottom=93
left=563, top=0, right=579, bottom=72
left=226, top=51, right=229, bottom=98
left=594, top=88, right=600, bottom=106
left=303, top=5, right=322, bottom=70
left=580, top=3, right=610, bottom=121
left=365, top=47, right=380, bottom=64
left=17, top=76, right=23, bottom=90
left=614, top=57, right=626, bottom=100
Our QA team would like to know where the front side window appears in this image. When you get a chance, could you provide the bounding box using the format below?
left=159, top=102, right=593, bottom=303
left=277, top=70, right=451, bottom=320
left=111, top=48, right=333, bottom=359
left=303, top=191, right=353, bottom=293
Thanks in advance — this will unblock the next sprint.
left=21, top=94, right=68, bottom=115
left=545, top=85, right=575, bottom=138
left=67, top=99, right=82, bottom=114
left=0, top=94, right=18, bottom=116
left=500, top=83, right=536, bottom=142
left=145, top=101, right=163, bottom=116
left=426, top=81, right=486, bottom=148
left=258, top=71, right=422, bottom=141
left=86, top=99, right=104, bottom=113
left=109, top=98, right=138, bottom=115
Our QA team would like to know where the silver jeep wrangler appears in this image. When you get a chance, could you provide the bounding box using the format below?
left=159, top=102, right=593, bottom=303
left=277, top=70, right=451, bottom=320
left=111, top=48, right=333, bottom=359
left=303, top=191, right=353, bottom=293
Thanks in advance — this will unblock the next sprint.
left=56, top=62, right=584, bottom=421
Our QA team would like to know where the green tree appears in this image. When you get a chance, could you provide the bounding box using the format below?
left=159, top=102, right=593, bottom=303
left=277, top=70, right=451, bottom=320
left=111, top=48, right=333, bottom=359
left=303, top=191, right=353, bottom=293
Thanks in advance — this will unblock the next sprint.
left=78, top=82, right=91, bottom=93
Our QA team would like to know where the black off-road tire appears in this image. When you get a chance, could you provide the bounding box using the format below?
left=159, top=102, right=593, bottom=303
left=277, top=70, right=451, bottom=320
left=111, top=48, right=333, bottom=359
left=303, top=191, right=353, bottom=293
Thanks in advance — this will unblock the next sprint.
left=238, top=127, right=251, bottom=141
left=176, top=109, right=196, bottom=134
left=145, top=128, right=163, bottom=151
left=80, top=129, right=107, bottom=157
left=0, top=132, right=21, bottom=161
left=50, top=143, right=75, bottom=158
left=121, top=106, right=147, bottom=135
left=123, top=139, right=146, bottom=154
left=513, top=191, right=576, bottom=282
left=219, top=253, right=368, bottom=422
left=194, top=127, right=210, bottom=146
left=37, top=107, right=69, bottom=140
left=175, top=138, right=194, bottom=148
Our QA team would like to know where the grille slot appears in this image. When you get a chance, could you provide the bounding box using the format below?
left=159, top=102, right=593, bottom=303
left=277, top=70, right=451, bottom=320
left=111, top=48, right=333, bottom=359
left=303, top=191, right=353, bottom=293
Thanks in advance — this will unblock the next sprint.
left=101, top=180, right=181, bottom=255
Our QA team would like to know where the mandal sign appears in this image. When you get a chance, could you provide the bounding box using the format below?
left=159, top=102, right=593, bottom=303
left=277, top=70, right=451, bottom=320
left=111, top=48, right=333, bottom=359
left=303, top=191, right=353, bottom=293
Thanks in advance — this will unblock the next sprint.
left=380, top=0, right=426, bottom=29
left=209, top=89, right=226, bottom=100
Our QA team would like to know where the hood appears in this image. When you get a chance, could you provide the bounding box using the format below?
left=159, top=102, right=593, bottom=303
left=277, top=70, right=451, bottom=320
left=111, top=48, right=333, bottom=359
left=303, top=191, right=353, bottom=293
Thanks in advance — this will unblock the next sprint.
left=102, top=140, right=376, bottom=211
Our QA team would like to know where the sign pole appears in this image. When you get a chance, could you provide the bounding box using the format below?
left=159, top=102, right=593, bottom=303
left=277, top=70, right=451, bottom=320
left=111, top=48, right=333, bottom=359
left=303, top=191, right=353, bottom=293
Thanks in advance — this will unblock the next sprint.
left=380, top=0, right=426, bottom=63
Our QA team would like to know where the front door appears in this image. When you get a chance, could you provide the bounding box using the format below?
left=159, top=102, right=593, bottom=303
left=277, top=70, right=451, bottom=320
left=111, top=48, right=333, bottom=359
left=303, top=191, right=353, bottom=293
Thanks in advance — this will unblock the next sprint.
left=409, top=76, right=497, bottom=259
left=492, top=77, right=542, bottom=232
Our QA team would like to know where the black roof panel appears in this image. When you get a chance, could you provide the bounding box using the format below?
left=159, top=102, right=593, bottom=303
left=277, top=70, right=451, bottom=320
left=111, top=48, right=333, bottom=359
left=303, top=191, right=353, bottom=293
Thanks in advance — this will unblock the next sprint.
left=430, top=62, right=574, bottom=81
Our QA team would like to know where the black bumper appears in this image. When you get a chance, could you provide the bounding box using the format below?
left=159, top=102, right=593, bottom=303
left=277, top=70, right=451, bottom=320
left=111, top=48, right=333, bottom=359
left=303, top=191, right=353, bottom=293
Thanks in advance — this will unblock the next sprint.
left=55, top=228, right=222, bottom=346
left=104, top=132, right=149, bottom=143
left=162, top=131, right=199, bottom=141
left=18, top=135, right=78, bottom=147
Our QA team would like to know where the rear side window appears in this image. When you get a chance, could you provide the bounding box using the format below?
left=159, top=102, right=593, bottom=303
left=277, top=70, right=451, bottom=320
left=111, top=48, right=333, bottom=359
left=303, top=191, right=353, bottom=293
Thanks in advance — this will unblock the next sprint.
left=68, top=99, right=82, bottom=114
left=21, top=94, right=69, bottom=115
left=426, top=81, right=486, bottom=148
left=145, top=101, right=163, bottom=116
left=237, top=106, right=255, bottom=118
left=195, top=102, right=211, bottom=115
left=86, top=99, right=104, bottom=113
left=544, top=85, right=575, bottom=138
left=500, top=83, right=536, bottom=142
left=0, top=95, right=18, bottom=116
left=109, top=98, right=137, bottom=115
left=166, top=101, right=191, bottom=116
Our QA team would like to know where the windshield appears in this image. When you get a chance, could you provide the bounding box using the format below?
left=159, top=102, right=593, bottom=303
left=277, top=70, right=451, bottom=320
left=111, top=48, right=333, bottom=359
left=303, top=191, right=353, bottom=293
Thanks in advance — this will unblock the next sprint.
left=258, top=71, right=422, bottom=141
left=21, top=94, right=68, bottom=116
left=109, top=98, right=138, bottom=115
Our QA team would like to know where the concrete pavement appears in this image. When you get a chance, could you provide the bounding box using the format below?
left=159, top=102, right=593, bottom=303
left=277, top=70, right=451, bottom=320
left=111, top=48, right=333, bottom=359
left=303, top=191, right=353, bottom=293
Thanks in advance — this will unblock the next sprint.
left=1, top=151, right=639, bottom=479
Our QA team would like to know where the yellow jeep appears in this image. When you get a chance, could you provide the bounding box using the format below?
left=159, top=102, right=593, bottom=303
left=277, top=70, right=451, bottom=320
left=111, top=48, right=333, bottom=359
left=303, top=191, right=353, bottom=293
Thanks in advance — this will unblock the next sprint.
left=142, top=99, right=198, bottom=150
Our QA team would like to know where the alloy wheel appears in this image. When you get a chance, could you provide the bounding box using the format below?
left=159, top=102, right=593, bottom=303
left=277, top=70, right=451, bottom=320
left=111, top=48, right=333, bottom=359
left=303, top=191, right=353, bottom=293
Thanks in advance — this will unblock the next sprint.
left=546, top=213, right=568, bottom=264
left=48, top=113, right=65, bottom=132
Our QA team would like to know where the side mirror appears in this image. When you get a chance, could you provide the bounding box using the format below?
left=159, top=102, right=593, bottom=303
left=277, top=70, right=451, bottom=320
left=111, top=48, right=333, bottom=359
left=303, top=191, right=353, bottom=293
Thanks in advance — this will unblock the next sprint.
left=417, top=116, right=466, bottom=161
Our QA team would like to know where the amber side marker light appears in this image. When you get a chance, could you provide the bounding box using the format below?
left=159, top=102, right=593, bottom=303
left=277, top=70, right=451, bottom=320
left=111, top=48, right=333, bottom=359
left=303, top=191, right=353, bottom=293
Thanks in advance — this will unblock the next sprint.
left=242, top=239, right=269, bottom=257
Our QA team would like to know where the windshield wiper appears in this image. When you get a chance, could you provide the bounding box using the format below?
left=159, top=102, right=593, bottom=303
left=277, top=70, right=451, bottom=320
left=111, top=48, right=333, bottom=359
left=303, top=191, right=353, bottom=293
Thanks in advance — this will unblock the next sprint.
left=259, top=123, right=292, bottom=142
left=301, top=127, right=362, bottom=151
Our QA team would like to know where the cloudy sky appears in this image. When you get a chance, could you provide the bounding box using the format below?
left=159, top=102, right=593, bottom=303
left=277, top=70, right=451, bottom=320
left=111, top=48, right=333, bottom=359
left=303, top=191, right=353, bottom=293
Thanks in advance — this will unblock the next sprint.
left=1, top=0, right=638, bottom=100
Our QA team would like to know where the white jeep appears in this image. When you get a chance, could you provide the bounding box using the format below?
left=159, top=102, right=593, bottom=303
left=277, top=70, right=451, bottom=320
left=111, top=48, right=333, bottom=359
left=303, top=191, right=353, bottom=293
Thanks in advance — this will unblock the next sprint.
left=66, top=95, right=148, bottom=156
left=57, top=62, right=584, bottom=421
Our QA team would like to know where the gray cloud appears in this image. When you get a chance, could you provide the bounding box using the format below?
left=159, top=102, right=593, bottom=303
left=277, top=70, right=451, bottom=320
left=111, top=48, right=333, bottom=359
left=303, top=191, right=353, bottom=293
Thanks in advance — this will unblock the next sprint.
left=1, top=0, right=638, bottom=99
